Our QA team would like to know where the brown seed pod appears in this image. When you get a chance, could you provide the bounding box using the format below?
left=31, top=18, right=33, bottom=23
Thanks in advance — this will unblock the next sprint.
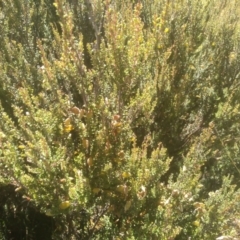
left=87, top=157, right=93, bottom=167
left=70, top=107, right=85, bottom=118
left=82, top=139, right=89, bottom=149
left=113, top=114, right=121, bottom=121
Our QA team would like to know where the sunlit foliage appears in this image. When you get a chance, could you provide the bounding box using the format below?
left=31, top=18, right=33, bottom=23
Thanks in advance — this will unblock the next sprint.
left=0, top=0, right=240, bottom=239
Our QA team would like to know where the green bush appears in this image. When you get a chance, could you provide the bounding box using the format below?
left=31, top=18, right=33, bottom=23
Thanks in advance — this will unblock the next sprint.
left=0, top=0, right=240, bottom=239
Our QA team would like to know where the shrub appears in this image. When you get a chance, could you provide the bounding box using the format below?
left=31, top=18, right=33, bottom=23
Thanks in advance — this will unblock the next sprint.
left=0, top=0, right=240, bottom=239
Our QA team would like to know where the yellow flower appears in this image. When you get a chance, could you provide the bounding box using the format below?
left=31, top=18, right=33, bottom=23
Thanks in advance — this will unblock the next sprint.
left=122, top=172, right=131, bottom=179
left=164, top=28, right=169, bottom=33
left=59, top=201, right=71, bottom=210
left=64, top=124, right=74, bottom=133
left=192, top=220, right=200, bottom=227
left=63, top=117, right=74, bottom=133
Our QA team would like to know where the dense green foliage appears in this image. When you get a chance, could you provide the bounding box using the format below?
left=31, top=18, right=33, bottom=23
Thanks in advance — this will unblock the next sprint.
left=0, top=0, right=240, bottom=239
